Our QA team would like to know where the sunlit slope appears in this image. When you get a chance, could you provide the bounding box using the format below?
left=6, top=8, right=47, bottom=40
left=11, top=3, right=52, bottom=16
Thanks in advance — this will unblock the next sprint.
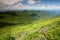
left=0, top=14, right=60, bottom=40
left=0, top=11, right=60, bottom=40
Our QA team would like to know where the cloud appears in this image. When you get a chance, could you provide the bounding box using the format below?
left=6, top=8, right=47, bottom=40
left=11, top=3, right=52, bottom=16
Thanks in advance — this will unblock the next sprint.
left=0, top=0, right=23, bottom=5
left=0, top=0, right=24, bottom=11
left=28, top=0, right=36, bottom=5
left=0, top=0, right=23, bottom=8
left=8, top=3, right=24, bottom=10
left=39, top=5, right=60, bottom=10
left=23, top=4, right=60, bottom=10
left=42, top=5, right=60, bottom=10
left=0, top=0, right=60, bottom=11
left=28, top=0, right=41, bottom=5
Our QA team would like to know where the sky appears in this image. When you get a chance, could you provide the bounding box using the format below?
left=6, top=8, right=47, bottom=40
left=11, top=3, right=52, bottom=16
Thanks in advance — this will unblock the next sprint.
left=0, top=0, right=60, bottom=11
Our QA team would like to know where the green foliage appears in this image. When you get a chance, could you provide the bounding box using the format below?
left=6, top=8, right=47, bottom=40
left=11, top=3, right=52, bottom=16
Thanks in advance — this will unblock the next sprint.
left=5, top=35, right=15, bottom=40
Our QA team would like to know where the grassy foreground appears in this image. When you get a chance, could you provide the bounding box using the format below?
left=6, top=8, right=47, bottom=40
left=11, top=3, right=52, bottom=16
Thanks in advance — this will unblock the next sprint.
left=0, top=11, right=60, bottom=40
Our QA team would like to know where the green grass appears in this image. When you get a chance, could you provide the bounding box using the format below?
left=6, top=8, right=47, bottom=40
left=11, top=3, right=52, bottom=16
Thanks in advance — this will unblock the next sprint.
left=45, top=21, right=60, bottom=40
left=0, top=11, right=60, bottom=40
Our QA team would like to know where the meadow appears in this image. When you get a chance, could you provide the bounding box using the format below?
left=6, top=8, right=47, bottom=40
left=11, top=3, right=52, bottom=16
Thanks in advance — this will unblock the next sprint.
left=0, top=10, right=60, bottom=40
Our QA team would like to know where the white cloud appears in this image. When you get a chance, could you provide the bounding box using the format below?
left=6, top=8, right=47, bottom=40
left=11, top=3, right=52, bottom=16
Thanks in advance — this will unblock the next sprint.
left=0, top=0, right=23, bottom=5
left=23, top=4, right=60, bottom=10
left=46, top=5, right=60, bottom=9
left=5, top=3, right=24, bottom=11
left=0, top=0, right=23, bottom=9
left=28, top=0, right=36, bottom=5
left=39, top=5, right=60, bottom=10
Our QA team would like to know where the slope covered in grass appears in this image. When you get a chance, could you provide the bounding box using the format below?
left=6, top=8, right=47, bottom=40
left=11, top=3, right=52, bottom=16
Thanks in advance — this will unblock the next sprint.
left=0, top=10, right=55, bottom=23
left=0, top=11, right=60, bottom=40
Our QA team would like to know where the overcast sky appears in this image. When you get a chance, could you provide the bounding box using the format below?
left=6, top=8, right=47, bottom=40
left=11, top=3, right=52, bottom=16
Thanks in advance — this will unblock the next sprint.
left=0, top=0, right=60, bottom=11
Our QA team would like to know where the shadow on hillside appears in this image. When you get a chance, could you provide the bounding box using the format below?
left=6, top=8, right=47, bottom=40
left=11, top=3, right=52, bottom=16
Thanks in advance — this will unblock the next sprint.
left=0, top=22, right=16, bottom=28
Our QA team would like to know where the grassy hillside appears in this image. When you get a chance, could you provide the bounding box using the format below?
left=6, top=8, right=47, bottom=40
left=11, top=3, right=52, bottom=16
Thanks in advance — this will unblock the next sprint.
left=0, top=11, right=60, bottom=40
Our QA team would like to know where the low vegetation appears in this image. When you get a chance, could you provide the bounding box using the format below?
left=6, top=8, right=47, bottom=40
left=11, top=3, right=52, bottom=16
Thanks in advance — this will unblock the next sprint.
left=0, top=10, right=60, bottom=40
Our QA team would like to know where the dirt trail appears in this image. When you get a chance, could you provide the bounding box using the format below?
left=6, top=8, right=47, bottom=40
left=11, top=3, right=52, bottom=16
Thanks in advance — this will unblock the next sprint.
left=38, top=26, right=54, bottom=40
left=15, top=24, right=55, bottom=40
left=15, top=26, right=54, bottom=40
left=15, top=31, right=29, bottom=40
